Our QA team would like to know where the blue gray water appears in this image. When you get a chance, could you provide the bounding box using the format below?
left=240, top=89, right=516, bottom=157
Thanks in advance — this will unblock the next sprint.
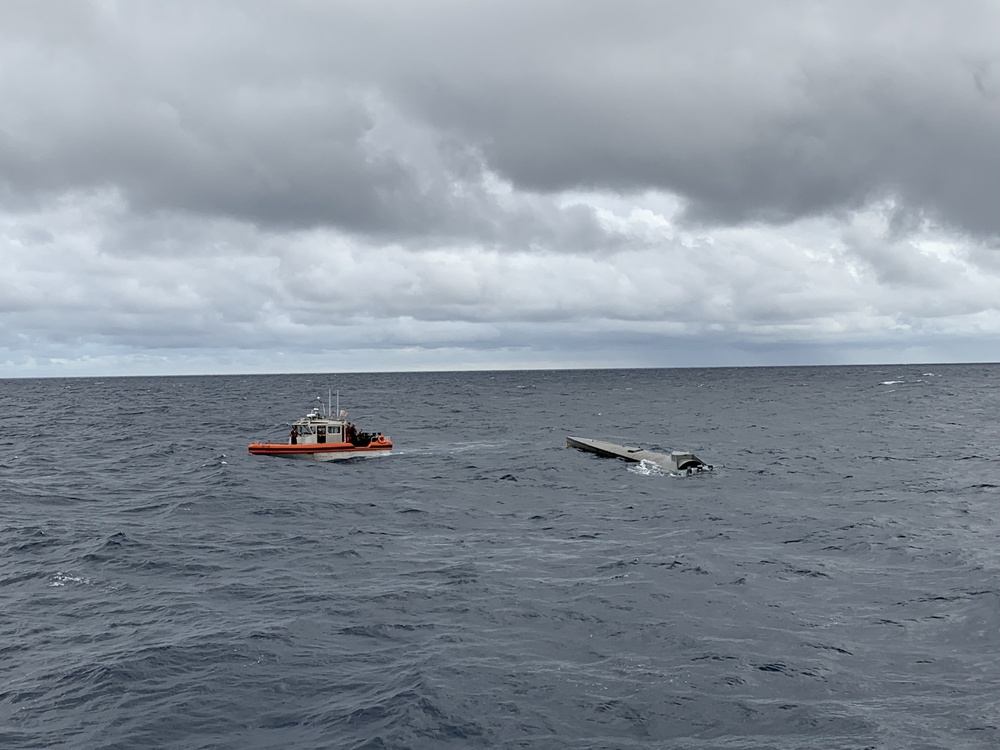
left=2, top=365, right=998, bottom=749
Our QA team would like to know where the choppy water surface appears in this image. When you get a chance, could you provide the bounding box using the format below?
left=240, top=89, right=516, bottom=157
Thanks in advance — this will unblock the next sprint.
left=1, top=365, right=998, bottom=749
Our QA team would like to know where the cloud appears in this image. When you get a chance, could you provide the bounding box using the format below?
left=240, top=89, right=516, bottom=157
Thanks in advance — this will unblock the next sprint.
left=0, top=1, right=998, bottom=376
left=4, top=1, right=998, bottom=238
left=365, top=1, right=1000, bottom=236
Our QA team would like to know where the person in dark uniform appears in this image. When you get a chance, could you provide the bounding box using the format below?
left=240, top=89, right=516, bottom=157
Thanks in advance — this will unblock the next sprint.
left=289, top=426, right=298, bottom=444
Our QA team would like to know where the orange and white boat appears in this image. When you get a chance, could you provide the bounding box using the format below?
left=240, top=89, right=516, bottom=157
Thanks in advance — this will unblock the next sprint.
left=248, top=394, right=392, bottom=461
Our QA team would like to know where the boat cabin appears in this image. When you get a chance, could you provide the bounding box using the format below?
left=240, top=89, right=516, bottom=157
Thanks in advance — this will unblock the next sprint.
left=288, top=407, right=379, bottom=447
left=290, top=409, right=346, bottom=445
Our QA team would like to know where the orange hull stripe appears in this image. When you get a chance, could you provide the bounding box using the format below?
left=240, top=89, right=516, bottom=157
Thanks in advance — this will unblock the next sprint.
left=248, top=442, right=392, bottom=454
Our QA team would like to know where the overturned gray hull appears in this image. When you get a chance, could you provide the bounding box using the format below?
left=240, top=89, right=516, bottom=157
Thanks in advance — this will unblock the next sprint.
left=566, top=436, right=712, bottom=474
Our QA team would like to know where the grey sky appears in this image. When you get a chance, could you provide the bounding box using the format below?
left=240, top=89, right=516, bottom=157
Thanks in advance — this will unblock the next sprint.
left=1, top=0, right=998, bottom=376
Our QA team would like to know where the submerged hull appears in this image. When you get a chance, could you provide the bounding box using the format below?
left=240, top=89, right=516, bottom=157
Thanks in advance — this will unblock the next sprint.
left=248, top=440, right=392, bottom=462
left=566, top=436, right=711, bottom=473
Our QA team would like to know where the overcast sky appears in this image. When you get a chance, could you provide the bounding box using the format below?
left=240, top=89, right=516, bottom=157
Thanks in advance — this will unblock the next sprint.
left=2, top=0, right=998, bottom=377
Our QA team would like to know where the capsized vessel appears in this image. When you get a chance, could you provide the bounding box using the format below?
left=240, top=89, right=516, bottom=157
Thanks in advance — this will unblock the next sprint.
left=566, top=436, right=711, bottom=474
left=249, top=393, right=391, bottom=461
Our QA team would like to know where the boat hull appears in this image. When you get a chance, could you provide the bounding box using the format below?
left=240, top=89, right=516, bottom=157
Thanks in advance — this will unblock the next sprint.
left=566, top=436, right=711, bottom=473
left=248, top=440, right=392, bottom=461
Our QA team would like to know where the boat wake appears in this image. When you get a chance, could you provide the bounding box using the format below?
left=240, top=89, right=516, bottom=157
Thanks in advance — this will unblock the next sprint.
left=394, top=441, right=509, bottom=457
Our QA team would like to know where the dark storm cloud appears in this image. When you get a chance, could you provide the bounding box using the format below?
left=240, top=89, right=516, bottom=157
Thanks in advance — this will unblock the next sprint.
left=3, top=0, right=997, bottom=243
left=0, top=63, right=422, bottom=232
left=374, top=0, right=1000, bottom=236
left=0, top=7, right=576, bottom=264
left=1, top=2, right=453, bottom=236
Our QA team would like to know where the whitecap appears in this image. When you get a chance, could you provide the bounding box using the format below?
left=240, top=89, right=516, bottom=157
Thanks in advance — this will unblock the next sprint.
left=49, top=572, right=91, bottom=587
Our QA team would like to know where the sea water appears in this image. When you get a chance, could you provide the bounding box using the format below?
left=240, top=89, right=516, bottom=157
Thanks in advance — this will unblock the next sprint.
left=1, top=365, right=998, bottom=749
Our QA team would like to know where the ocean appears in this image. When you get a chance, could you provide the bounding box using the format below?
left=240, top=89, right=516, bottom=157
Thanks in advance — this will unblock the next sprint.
left=1, top=365, right=998, bottom=749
